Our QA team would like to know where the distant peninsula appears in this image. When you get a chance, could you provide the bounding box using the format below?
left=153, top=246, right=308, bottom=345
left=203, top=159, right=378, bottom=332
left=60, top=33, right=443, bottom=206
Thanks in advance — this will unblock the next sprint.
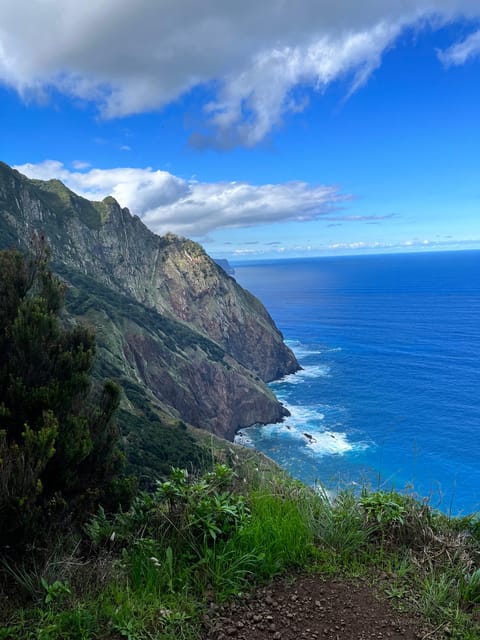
left=214, top=258, right=235, bottom=275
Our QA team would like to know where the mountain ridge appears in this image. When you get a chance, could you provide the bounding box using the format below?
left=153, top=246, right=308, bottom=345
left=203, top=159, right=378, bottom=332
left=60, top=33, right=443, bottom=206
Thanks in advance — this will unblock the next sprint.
left=0, top=161, right=299, bottom=455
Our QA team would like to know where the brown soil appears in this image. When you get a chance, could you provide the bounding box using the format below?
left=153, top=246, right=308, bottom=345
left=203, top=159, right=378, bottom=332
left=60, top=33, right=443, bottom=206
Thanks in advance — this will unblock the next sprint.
left=203, top=573, right=440, bottom=640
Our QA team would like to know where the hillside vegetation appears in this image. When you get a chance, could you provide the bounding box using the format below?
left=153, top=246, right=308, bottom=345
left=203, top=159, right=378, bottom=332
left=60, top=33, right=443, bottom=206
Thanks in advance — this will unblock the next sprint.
left=0, top=252, right=478, bottom=640
left=0, top=246, right=130, bottom=547
left=1, top=455, right=480, bottom=639
left=1, top=166, right=479, bottom=639
left=0, top=160, right=298, bottom=483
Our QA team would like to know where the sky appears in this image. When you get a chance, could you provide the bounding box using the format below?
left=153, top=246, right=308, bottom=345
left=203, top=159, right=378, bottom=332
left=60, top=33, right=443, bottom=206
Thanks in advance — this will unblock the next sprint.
left=1, top=1, right=480, bottom=261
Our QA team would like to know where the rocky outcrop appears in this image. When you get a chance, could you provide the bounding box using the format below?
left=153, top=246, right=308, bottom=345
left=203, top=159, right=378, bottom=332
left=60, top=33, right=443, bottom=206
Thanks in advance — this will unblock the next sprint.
left=124, top=332, right=287, bottom=440
left=0, top=161, right=299, bottom=439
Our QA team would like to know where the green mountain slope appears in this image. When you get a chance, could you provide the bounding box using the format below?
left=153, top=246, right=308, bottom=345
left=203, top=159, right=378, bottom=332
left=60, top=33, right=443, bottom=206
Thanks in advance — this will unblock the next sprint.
left=0, top=161, right=299, bottom=478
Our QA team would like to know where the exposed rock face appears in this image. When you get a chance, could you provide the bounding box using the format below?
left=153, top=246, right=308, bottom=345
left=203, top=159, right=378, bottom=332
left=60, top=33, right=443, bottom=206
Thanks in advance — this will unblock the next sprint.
left=0, top=162, right=299, bottom=440
left=151, top=239, right=298, bottom=382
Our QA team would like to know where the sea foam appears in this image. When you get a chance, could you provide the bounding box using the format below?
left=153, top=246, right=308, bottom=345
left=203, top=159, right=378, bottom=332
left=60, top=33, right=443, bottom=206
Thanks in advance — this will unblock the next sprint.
left=235, top=397, right=365, bottom=459
left=285, top=340, right=324, bottom=359
left=272, top=364, right=331, bottom=386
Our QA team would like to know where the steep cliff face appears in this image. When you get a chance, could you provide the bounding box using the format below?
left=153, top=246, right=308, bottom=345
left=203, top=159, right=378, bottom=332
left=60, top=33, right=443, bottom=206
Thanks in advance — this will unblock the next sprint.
left=0, top=162, right=299, bottom=441
left=148, top=238, right=298, bottom=381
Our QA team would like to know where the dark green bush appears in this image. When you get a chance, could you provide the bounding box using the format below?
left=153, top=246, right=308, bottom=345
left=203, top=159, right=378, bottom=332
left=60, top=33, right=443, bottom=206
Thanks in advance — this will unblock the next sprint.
left=0, top=247, right=126, bottom=546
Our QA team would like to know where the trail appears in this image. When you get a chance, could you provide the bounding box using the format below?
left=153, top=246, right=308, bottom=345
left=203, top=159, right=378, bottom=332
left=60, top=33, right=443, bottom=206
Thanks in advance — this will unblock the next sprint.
left=204, top=572, right=441, bottom=640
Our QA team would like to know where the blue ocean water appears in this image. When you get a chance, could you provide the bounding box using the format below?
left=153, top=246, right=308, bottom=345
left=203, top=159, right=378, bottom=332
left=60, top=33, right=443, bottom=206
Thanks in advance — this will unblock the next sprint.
left=233, top=251, right=480, bottom=515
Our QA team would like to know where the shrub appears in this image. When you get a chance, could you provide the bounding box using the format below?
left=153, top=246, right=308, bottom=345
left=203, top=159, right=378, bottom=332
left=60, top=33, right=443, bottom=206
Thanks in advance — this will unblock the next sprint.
left=85, top=464, right=248, bottom=552
left=0, top=246, right=126, bottom=546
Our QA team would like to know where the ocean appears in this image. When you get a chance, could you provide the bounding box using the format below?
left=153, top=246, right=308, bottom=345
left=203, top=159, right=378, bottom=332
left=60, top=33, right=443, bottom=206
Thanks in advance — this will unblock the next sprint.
left=233, top=250, right=480, bottom=515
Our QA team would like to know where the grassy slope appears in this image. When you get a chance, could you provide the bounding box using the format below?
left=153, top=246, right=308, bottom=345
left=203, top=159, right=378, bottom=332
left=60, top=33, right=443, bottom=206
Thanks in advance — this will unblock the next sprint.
left=1, top=462, right=479, bottom=640
left=56, top=262, right=229, bottom=484
left=31, top=179, right=111, bottom=231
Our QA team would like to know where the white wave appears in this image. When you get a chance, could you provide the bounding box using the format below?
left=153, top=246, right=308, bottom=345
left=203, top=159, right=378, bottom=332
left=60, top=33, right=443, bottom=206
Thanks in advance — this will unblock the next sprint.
left=239, top=402, right=328, bottom=435
left=286, top=404, right=325, bottom=425
left=296, top=365, right=331, bottom=379
left=271, top=364, right=330, bottom=386
left=279, top=409, right=353, bottom=456
left=239, top=421, right=363, bottom=458
left=235, top=393, right=372, bottom=461
left=302, top=427, right=371, bottom=458
left=304, top=431, right=353, bottom=456
left=285, top=341, right=323, bottom=359
left=285, top=340, right=342, bottom=360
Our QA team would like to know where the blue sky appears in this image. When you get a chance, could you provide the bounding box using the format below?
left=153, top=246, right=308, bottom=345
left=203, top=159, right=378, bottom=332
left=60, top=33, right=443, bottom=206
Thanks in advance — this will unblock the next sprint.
left=1, top=1, right=480, bottom=260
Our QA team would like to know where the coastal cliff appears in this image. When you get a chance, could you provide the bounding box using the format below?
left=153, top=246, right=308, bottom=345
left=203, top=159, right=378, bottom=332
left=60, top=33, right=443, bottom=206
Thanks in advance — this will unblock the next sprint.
left=0, top=161, right=299, bottom=443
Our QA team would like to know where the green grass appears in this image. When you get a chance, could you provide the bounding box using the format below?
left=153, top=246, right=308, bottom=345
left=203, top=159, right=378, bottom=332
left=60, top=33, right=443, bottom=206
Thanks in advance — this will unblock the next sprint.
left=31, top=179, right=110, bottom=231
left=1, top=468, right=480, bottom=640
left=232, top=488, right=317, bottom=579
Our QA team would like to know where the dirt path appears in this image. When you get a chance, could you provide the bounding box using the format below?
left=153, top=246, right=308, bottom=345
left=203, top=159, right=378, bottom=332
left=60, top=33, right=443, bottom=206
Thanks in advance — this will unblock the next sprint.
left=204, top=573, right=439, bottom=640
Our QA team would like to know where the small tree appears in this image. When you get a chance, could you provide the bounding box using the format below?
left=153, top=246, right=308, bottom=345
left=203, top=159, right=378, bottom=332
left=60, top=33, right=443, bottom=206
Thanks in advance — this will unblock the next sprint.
left=0, top=246, right=125, bottom=545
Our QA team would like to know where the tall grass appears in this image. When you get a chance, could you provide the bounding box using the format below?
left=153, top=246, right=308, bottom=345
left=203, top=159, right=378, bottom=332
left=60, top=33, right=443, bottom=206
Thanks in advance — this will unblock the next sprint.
left=315, top=489, right=371, bottom=562
left=232, top=489, right=316, bottom=579
left=1, top=465, right=480, bottom=640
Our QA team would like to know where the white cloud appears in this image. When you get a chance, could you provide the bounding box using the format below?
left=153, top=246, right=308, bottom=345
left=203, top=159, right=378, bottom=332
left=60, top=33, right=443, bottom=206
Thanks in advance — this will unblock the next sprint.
left=71, top=160, right=91, bottom=170
left=215, top=236, right=480, bottom=259
left=438, top=29, right=480, bottom=66
left=2, top=1, right=480, bottom=146
left=15, top=160, right=348, bottom=237
left=323, top=214, right=394, bottom=222
left=195, top=22, right=400, bottom=148
left=326, top=237, right=479, bottom=252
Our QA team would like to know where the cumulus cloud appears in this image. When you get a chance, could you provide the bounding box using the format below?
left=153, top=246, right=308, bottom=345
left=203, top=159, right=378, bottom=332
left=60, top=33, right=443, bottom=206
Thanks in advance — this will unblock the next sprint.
left=15, top=160, right=349, bottom=237
left=2, top=1, right=480, bottom=146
